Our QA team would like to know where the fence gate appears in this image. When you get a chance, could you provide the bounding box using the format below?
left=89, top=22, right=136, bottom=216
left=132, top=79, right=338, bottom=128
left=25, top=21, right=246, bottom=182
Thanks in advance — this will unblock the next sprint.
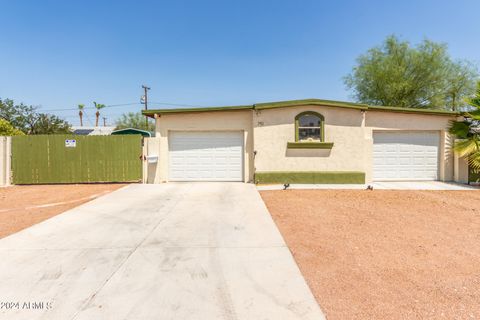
left=11, top=135, right=143, bottom=184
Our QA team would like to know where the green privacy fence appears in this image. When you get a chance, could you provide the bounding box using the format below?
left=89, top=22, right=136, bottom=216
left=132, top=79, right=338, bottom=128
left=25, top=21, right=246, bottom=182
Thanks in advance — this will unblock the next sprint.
left=11, top=135, right=142, bottom=184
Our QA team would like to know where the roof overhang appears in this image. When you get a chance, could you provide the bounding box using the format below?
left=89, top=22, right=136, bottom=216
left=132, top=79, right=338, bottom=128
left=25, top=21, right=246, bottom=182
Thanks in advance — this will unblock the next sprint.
left=142, top=98, right=461, bottom=118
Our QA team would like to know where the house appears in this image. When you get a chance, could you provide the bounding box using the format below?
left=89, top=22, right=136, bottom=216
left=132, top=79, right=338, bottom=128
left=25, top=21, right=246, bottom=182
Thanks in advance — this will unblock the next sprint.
left=72, top=126, right=116, bottom=135
left=142, top=98, right=470, bottom=184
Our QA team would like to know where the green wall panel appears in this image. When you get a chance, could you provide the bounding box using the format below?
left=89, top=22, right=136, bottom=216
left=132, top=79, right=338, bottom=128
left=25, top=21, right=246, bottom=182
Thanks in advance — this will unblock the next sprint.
left=255, top=171, right=366, bottom=184
left=11, top=135, right=142, bottom=184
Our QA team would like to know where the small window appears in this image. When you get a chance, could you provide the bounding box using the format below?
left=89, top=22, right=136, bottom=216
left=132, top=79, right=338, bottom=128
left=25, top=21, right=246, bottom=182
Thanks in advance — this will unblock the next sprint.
left=296, top=112, right=324, bottom=142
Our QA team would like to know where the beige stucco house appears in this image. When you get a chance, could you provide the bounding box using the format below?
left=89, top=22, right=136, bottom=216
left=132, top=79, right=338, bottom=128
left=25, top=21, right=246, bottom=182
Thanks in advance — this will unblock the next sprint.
left=143, top=99, right=470, bottom=184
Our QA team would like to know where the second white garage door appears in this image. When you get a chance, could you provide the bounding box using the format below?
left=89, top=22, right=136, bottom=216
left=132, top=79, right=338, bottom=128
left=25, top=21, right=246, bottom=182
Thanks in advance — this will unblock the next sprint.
left=169, top=131, right=244, bottom=181
left=373, top=131, right=440, bottom=181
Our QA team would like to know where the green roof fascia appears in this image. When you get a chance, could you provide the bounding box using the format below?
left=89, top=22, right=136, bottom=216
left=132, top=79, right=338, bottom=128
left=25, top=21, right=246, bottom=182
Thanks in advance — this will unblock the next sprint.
left=142, top=105, right=253, bottom=117
left=367, top=105, right=460, bottom=116
left=254, top=99, right=369, bottom=111
left=142, top=98, right=462, bottom=117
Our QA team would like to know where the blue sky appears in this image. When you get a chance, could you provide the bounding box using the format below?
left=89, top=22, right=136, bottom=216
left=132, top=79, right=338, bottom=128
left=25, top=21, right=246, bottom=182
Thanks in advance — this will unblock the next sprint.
left=1, top=0, right=479, bottom=126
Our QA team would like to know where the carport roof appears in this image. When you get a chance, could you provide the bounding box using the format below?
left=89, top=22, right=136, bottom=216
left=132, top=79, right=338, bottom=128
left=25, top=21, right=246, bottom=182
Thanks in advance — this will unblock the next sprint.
left=142, top=98, right=461, bottom=117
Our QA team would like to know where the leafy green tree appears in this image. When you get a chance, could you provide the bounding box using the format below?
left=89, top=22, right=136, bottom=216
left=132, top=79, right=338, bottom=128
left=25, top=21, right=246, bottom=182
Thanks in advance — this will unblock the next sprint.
left=0, top=118, right=25, bottom=136
left=0, top=98, right=37, bottom=133
left=115, top=112, right=155, bottom=131
left=0, top=98, right=72, bottom=134
left=449, top=81, right=480, bottom=170
left=29, top=113, right=72, bottom=135
left=93, top=102, right=106, bottom=127
left=345, top=35, right=478, bottom=110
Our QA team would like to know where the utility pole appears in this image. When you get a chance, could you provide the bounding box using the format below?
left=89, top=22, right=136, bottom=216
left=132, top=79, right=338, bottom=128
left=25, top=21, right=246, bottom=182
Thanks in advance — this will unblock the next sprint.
left=141, top=85, right=151, bottom=129
left=103, top=117, right=107, bottom=127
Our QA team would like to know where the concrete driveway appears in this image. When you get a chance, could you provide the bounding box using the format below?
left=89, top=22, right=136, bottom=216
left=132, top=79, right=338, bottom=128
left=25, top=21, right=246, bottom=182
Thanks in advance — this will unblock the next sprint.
left=0, top=183, right=324, bottom=320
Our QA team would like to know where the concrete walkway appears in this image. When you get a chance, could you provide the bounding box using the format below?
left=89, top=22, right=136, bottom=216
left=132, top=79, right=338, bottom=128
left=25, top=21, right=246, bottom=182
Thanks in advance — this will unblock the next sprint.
left=0, top=183, right=324, bottom=320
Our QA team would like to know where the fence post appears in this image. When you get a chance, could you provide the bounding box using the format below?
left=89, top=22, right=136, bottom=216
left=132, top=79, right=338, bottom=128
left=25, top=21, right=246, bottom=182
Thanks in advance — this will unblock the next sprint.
left=0, top=137, right=12, bottom=186
left=142, top=139, right=147, bottom=184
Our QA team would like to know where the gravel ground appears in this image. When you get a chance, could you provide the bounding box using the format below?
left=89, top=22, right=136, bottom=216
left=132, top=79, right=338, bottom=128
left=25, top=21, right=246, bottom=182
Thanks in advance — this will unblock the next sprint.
left=260, top=189, right=480, bottom=320
left=0, top=184, right=126, bottom=239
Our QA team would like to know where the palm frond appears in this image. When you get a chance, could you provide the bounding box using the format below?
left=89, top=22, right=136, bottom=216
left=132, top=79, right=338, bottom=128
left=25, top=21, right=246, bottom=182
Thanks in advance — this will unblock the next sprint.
left=448, top=120, right=471, bottom=138
left=466, top=109, right=480, bottom=121
left=468, top=151, right=480, bottom=171
left=453, top=138, right=479, bottom=157
left=93, top=102, right=106, bottom=110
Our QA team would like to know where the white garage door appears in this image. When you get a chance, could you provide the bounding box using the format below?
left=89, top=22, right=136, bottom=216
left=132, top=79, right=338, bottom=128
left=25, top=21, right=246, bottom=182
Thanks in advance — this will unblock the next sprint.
left=373, top=131, right=440, bottom=181
left=169, top=131, right=243, bottom=181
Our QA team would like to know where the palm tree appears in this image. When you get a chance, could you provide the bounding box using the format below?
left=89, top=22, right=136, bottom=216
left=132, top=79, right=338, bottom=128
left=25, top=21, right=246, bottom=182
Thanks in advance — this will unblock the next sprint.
left=93, top=102, right=106, bottom=127
left=78, top=104, right=85, bottom=127
left=449, top=81, right=480, bottom=170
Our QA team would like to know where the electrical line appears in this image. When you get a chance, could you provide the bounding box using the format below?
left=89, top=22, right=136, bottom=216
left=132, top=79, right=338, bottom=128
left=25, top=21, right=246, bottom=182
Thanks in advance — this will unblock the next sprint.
left=39, top=100, right=210, bottom=127
left=39, top=101, right=207, bottom=112
left=83, top=112, right=94, bottom=126
left=40, top=102, right=141, bottom=112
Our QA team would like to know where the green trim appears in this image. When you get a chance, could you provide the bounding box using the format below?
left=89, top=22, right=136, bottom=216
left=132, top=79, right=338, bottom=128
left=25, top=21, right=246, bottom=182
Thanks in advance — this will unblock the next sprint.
left=294, top=111, right=325, bottom=142
left=255, top=171, right=365, bottom=184
left=255, top=99, right=369, bottom=111
left=368, top=105, right=459, bottom=116
left=142, top=98, right=461, bottom=117
left=142, top=105, right=252, bottom=117
left=287, top=142, right=334, bottom=149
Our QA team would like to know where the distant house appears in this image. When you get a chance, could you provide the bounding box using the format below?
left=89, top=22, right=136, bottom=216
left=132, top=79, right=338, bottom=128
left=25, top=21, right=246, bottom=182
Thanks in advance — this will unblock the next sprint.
left=72, top=126, right=116, bottom=136
left=111, top=128, right=152, bottom=137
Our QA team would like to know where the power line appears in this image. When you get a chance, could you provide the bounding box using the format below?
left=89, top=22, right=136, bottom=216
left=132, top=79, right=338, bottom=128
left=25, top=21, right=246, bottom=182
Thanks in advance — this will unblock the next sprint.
left=62, top=109, right=135, bottom=121
left=82, top=111, right=94, bottom=126
left=40, top=102, right=141, bottom=112
left=39, top=101, right=208, bottom=112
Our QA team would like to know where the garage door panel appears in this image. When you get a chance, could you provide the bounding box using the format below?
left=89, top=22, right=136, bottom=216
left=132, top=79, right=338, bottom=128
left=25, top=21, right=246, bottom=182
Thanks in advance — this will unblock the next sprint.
left=169, top=131, right=243, bottom=181
left=413, top=157, right=426, bottom=165
left=373, top=131, right=439, bottom=181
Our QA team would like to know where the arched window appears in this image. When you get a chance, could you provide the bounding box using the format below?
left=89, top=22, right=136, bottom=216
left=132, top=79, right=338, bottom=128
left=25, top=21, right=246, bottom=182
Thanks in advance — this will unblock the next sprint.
left=295, top=111, right=324, bottom=142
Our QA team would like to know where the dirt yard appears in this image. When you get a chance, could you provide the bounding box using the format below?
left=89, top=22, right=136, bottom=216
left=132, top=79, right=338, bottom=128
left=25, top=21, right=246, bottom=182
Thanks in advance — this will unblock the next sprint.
left=0, top=184, right=126, bottom=239
left=260, top=190, right=480, bottom=320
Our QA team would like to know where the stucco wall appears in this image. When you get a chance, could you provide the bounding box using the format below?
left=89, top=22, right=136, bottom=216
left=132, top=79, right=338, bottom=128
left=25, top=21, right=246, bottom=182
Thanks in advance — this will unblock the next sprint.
left=153, top=110, right=254, bottom=182
left=143, top=137, right=160, bottom=184
left=151, top=104, right=460, bottom=184
left=454, top=152, right=470, bottom=184
left=253, top=106, right=367, bottom=173
left=253, top=106, right=457, bottom=183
